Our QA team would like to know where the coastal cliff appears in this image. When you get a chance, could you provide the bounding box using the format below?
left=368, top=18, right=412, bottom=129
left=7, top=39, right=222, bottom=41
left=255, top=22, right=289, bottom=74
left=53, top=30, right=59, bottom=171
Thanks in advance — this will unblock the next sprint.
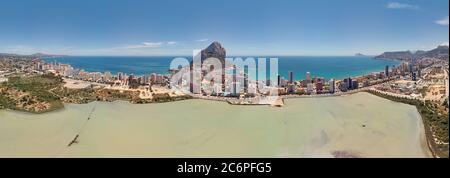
left=375, top=51, right=414, bottom=61
left=375, top=45, right=449, bottom=61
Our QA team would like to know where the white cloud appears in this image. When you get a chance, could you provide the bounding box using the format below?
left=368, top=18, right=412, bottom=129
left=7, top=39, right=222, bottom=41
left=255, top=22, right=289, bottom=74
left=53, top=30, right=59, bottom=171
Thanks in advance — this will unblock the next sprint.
left=167, top=41, right=178, bottom=45
left=440, top=42, right=449, bottom=47
left=387, top=2, right=419, bottom=10
left=123, top=42, right=163, bottom=49
left=196, top=39, right=209, bottom=42
left=121, top=41, right=180, bottom=49
left=435, top=16, right=449, bottom=26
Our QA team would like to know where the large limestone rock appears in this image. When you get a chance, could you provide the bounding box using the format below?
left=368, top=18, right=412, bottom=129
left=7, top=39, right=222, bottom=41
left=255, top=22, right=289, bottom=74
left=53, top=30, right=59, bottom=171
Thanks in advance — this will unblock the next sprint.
left=201, top=41, right=226, bottom=65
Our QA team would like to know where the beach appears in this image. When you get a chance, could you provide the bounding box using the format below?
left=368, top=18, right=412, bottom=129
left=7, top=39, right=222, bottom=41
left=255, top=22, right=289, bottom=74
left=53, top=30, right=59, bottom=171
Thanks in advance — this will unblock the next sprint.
left=0, top=92, right=432, bottom=158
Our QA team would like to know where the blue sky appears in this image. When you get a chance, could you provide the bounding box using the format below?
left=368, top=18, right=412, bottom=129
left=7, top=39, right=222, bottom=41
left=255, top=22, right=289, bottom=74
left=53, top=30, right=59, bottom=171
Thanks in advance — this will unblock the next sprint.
left=0, top=0, right=448, bottom=56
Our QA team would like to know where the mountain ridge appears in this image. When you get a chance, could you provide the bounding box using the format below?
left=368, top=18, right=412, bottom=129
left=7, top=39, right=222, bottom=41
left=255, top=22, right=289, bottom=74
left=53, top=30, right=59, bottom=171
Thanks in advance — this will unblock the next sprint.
left=375, top=45, right=449, bottom=61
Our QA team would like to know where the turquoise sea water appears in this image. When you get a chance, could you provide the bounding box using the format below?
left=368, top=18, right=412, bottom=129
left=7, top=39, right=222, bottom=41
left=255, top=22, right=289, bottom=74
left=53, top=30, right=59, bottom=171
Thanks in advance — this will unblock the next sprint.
left=44, top=56, right=400, bottom=80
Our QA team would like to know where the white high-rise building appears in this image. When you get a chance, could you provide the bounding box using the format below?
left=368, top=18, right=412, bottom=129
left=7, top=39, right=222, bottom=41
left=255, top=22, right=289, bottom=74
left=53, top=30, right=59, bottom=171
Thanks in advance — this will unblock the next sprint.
left=329, top=78, right=335, bottom=93
left=104, top=72, right=112, bottom=82
left=117, top=72, right=124, bottom=81
left=307, top=83, right=314, bottom=94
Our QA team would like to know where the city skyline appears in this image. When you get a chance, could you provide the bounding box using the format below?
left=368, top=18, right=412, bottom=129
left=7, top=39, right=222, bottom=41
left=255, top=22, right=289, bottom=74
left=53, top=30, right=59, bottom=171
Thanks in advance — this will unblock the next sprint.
left=0, top=0, right=448, bottom=56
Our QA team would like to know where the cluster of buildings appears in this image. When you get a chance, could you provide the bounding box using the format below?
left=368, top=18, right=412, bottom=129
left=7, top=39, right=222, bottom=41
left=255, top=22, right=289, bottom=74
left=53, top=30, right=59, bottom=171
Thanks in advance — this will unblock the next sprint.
left=28, top=55, right=428, bottom=98
left=371, top=57, right=449, bottom=101
left=166, top=43, right=428, bottom=98
left=275, top=59, right=425, bottom=96
left=25, top=42, right=444, bottom=99
left=276, top=71, right=335, bottom=95
left=35, top=61, right=168, bottom=89
left=0, top=55, right=40, bottom=74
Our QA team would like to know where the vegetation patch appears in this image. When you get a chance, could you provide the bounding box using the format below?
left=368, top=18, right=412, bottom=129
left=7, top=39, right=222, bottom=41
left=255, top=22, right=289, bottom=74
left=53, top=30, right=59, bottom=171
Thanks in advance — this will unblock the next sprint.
left=366, top=90, right=449, bottom=158
left=0, top=73, right=64, bottom=113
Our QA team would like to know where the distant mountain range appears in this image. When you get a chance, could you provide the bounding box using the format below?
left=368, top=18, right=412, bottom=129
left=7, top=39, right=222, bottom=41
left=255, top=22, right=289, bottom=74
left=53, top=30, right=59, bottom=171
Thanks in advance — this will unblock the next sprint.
left=375, top=45, right=449, bottom=61
left=0, top=53, right=21, bottom=57
left=0, top=52, right=67, bottom=58
left=30, top=53, right=67, bottom=58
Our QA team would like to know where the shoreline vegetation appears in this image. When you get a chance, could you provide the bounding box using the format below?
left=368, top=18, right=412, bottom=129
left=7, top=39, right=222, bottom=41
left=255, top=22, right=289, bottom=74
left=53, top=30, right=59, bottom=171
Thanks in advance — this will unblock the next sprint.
left=0, top=73, right=193, bottom=113
left=0, top=73, right=64, bottom=114
left=366, top=90, right=449, bottom=158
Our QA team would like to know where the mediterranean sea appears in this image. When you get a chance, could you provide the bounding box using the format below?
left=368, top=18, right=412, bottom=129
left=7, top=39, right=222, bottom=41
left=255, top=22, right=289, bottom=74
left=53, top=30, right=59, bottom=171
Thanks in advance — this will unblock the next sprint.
left=44, top=56, right=401, bottom=80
